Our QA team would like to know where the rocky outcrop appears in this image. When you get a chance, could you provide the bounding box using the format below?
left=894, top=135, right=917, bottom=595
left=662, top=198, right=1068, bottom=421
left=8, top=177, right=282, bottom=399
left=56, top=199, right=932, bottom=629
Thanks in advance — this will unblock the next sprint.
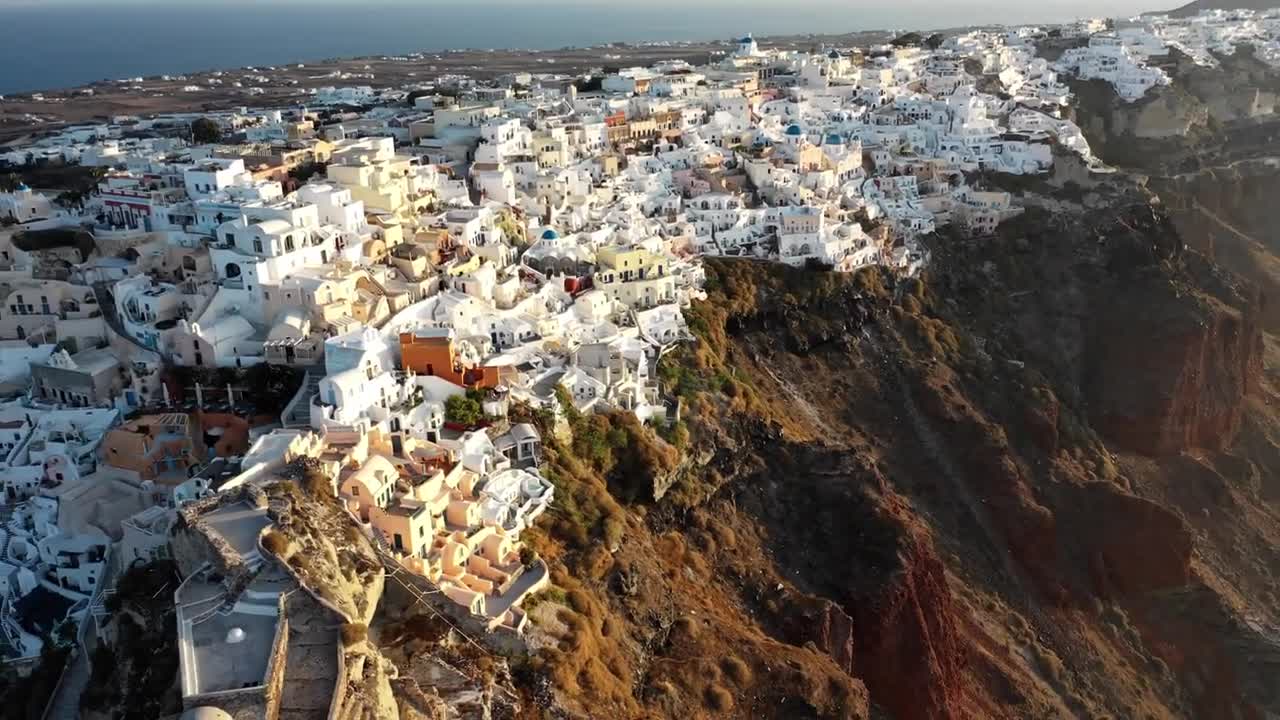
left=1087, top=241, right=1263, bottom=456
left=1135, top=585, right=1280, bottom=720
left=777, top=595, right=858, bottom=676
left=1072, top=47, right=1280, bottom=174
left=1070, top=483, right=1194, bottom=597
left=850, top=523, right=968, bottom=720
left=1151, top=161, right=1280, bottom=331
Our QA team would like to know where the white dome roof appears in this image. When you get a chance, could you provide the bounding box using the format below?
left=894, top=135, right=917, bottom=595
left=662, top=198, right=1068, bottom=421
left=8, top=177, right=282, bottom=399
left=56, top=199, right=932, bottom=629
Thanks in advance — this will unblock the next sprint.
left=182, top=708, right=234, bottom=720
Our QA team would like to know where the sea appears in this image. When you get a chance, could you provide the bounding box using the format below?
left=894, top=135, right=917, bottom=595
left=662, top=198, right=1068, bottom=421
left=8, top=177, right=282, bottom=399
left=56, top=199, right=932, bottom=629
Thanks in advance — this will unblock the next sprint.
left=0, top=0, right=1163, bottom=95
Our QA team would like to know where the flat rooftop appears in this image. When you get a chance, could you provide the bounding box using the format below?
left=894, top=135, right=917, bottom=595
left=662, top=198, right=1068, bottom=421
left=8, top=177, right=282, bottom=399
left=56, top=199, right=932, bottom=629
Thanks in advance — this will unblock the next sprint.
left=189, top=606, right=276, bottom=694
left=203, top=501, right=270, bottom=558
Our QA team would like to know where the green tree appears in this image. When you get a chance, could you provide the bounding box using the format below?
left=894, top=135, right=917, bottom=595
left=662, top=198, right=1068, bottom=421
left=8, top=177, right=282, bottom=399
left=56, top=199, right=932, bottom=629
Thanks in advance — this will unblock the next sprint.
left=891, top=32, right=924, bottom=48
left=445, top=393, right=483, bottom=426
left=190, top=117, right=222, bottom=144
left=925, top=33, right=945, bottom=50
left=55, top=190, right=85, bottom=210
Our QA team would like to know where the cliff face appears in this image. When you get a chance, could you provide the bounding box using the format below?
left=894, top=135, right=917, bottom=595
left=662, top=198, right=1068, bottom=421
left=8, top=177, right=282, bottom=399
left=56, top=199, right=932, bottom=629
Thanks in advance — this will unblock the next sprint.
left=1070, top=47, right=1280, bottom=174
left=1086, top=217, right=1264, bottom=455
left=447, top=48, right=1280, bottom=720
left=517, top=172, right=1280, bottom=717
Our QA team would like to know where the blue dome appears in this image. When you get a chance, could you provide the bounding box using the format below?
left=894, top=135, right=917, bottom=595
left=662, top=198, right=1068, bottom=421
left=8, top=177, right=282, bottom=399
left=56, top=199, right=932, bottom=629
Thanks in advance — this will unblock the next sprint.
left=826, top=133, right=843, bottom=145
left=828, top=49, right=842, bottom=59
left=785, top=124, right=803, bottom=136
left=15, top=183, right=29, bottom=192
left=540, top=228, right=559, bottom=240
left=739, top=35, right=754, bottom=44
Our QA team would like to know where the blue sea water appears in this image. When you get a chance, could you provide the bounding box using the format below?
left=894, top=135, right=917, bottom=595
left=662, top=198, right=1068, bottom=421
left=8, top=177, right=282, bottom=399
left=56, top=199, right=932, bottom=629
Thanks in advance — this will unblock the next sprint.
left=0, top=1, right=1161, bottom=94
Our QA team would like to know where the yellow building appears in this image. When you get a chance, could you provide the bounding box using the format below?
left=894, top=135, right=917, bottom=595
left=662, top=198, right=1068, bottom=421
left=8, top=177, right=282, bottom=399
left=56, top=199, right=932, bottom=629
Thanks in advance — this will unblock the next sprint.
left=593, top=245, right=676, bottom=310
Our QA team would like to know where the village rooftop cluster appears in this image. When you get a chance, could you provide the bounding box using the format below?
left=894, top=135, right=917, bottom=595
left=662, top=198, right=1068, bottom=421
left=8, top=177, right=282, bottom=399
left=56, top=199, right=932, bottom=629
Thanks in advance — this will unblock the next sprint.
left=0, top=7, right=1276, bottom=714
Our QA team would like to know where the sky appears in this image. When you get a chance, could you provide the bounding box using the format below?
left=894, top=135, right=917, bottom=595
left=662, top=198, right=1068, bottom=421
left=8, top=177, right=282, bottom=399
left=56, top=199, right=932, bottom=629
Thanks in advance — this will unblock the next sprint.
left=0, top=0, right=1173, bottom=19
left=0, top=0, right=1168, bottom=7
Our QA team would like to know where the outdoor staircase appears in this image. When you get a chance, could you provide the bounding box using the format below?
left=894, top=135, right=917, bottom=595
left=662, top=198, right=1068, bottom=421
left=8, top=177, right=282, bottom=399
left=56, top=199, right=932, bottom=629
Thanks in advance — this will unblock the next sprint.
left=281, top=372, right=322, bottom=429
left=242, top=548, right=265, bottom=573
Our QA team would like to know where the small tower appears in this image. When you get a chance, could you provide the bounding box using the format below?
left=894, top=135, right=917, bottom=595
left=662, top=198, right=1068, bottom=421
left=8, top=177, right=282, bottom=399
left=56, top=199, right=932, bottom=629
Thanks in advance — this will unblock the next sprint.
left=736, top=34, right=760, bottom=58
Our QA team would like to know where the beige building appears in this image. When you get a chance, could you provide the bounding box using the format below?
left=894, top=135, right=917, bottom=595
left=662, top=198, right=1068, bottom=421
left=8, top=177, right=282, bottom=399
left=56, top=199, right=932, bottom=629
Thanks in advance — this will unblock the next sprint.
left=593, top=245, right=677, bottom=310
left=284, top=426, right=552, bottom=632
left=0, top=280, right=105, bottom=346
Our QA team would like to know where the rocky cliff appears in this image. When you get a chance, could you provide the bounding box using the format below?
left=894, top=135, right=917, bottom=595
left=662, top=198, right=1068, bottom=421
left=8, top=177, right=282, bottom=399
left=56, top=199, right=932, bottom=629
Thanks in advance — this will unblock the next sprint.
left=510, top=152, right=1280, bottom=719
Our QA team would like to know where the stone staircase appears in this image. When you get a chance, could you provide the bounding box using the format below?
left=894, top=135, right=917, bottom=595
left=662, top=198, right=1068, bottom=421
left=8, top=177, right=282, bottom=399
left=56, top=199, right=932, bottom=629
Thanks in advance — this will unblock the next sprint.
left=277, top=593, right=340, bottom=720
left=281, top=372, right=322, bottom=429
left=243, top=548, right=265, bottom=573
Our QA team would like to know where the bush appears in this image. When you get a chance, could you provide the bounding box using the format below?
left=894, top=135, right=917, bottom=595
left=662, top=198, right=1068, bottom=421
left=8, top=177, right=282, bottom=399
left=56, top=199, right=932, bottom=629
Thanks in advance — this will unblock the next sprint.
left=340, top=622, right=368, bottom=646
left=704, top=684, right=734, bottom=712
left=190, top=117, right=222, bottom=144
left=261, top=530, right=289, bottom=557
left=517, top=545, right=536, bottom=567
left=602, top=516, right=625, bottom=549
left=301, top=466, right=334, bottom=498
left=445, top=392, right=484, bottom=426
left=721, top=656, right=752, bottom=686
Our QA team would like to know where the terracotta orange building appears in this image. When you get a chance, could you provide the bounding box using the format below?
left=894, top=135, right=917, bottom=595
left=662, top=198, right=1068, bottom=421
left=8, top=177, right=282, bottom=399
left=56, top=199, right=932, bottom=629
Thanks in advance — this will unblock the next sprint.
left=100, top=413, right=207, bottom=483
left=399, top=327, right=501, bottom=389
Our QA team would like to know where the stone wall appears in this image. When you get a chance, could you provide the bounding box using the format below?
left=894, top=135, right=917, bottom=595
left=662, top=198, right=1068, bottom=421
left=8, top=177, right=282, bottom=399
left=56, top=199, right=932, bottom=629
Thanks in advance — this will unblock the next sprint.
left=262, top=596, right=291, bottom=720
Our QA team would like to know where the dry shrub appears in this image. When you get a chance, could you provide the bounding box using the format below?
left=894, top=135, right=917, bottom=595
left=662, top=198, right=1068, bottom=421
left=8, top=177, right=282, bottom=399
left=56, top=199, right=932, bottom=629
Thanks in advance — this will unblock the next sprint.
left=567, top=589, right=593, bottom=615
left=261, top=530, right=288, bottom=557
left=649, top=679, right=679, bottom=701
left=602, top=515, right=625, bottom=549
left=682, top=546, right=709, bottom=576
left=711, top=522, right=737, bottom=549
left=340, top=622, right=367, bottom=646
left=606, top=654, right=629, bottom=682
left=1032, top=644, right=1067, bottom=686
left=721, top=655, right=751, bottom=686
left=704, top=685, right=734, bottom=713
left=301, top=467, right=334, bottom=498
left=580, top=545, right=615, bottom=581
left=671, top=616, right=698, bottom=640
left=343, top=524, right=366, bottom=545
left=658, top=532, right=686, bottom=565
left=900, top=312, right=961, bottom=358
left=699, top=658, right=723, bottom=684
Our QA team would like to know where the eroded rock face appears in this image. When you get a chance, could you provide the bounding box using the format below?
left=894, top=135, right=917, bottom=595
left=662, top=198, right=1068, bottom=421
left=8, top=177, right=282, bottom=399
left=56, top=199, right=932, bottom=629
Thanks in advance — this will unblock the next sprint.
left=740, top=450, right=971, bottom=720
left=1070, top=482, right=1194, bottom=597
left=1088, top=243, right=1263, bottom=456
left=851, top=526, right=968, bottom=720
left=778, top=595, right=857, bottom=676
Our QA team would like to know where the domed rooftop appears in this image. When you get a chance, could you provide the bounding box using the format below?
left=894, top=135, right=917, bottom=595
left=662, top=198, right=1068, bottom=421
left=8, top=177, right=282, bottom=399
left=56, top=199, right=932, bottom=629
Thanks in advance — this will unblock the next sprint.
left=739, top=35, right=754, bottom=44
left=828, top=49, right=842, bottom=59
left=14, top=183, right=30, bottom=192
left=540, top=228, right=559, bottom=240
left=182, top=708, right=234, bottom=720
left=785, top=124, right=804, bottom=136
left=826, top=133, right=844, bottom=145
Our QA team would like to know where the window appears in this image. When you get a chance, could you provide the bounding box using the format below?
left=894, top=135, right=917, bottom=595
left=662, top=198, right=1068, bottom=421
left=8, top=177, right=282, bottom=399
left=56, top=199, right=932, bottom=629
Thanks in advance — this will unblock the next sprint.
left=253, top=239, right=263, bottom=253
